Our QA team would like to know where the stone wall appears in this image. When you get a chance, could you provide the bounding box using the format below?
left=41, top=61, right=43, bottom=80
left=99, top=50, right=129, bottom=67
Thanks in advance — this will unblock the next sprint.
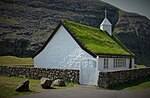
left=1, top=66, right=150, bottom=87
left=0, top=66, right=79, bottom=83
left=98, top=68, right=150, bottom=88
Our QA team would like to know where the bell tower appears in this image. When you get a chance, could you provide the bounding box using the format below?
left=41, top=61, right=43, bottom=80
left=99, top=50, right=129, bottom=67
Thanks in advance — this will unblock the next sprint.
left=100, top=9, right=112, bottom=35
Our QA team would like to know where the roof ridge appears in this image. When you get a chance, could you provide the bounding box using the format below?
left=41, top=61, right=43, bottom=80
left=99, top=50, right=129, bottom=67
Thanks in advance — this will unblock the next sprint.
left=63, top=20, right=103, bottom=31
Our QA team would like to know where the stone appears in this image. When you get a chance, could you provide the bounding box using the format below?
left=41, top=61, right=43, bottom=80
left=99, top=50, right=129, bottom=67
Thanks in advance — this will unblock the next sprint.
left=40, top=78, right=52, bottom=89
left=52, top=79, right=66, bottom=86
left=0, top=66, right=80, bottom=84
left=16, top=80, right=30, bottom=92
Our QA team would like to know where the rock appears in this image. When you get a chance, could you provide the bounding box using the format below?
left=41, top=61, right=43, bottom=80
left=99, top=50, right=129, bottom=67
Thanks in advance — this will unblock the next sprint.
left=52, top=79, right=66, bottom=86
left=16, top=80, right=30, bottom=92
left=40, top=78, right=52, bottom=89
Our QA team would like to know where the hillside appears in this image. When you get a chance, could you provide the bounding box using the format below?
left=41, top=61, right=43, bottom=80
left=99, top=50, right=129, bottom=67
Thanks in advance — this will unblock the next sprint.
left=0, top=0, right=150, bottom=66
left=113, top=10, right=150, bottom=66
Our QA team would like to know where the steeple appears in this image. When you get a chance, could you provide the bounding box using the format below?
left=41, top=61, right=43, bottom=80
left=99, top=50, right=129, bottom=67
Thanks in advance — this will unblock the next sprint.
left=100, top=9, right=112, bottom=36
left=105, top=9, right=107, bottom=18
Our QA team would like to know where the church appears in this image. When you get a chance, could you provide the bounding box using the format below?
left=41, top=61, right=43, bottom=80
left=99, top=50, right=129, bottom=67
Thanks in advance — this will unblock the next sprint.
left=33, top=10, right=135, bottom=85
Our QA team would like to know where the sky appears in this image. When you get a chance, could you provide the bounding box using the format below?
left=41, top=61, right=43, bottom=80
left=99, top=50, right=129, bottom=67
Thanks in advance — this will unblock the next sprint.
left=101, top=0, right=150, bottom=19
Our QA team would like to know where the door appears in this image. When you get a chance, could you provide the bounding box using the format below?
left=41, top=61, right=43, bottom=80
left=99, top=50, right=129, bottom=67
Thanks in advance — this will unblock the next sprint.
left=80, top=58, right=98, bottom=85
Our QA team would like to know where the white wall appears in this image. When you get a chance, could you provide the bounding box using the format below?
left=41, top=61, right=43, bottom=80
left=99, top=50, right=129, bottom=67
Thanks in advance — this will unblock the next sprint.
left=100, top=25, right=112, bottom=36
left=34, top=25, right=93, bottom=69
left=98, top=58, right=132, bottom=72
left=132, top=58, right=135, bottom=68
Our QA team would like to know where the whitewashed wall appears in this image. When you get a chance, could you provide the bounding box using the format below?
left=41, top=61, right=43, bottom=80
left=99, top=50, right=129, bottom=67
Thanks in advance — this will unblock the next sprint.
left=100, top=25, right=112, bottom=36
left=98, top=58, right=131, bottom=72
left=132, top=58, right=135, bottom=68
left=34, top=25, right=93, bottom=69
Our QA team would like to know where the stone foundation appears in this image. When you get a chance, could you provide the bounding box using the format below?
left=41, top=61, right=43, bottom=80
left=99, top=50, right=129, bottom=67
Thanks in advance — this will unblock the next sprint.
left=0, top=66, right=79, bottom=83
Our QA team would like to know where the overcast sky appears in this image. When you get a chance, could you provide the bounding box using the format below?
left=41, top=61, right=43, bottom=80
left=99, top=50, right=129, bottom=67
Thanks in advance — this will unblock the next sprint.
left=101, top=0, right=150, bottom=19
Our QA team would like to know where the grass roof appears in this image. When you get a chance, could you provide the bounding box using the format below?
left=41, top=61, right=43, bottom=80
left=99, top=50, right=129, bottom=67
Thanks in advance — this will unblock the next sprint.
left=63, top=20, right=134, bottom=56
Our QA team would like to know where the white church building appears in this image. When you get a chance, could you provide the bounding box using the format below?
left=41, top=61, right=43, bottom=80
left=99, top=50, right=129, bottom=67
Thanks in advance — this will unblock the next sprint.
left=33, top=10, right=135, bottom=85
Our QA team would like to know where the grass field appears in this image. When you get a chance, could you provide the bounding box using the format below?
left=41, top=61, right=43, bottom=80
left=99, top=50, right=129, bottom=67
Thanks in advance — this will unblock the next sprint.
left=0, top=56, right=33, bottom=66
left=0, top=75, right=78, bottom=98
left=0, top=75, right=39, bottom=98
left=110, top=77, right=150, bottom=90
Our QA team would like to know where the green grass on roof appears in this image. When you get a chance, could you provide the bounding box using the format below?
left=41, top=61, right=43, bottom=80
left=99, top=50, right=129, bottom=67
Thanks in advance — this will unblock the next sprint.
left=63, top=20, right=134, bottom=56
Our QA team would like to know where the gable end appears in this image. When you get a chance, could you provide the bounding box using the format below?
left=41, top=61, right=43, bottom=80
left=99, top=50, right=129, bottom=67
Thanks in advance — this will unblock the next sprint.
left=32, top=21, right=62, bottom=58
left=32, top=21, right=97, bottom=58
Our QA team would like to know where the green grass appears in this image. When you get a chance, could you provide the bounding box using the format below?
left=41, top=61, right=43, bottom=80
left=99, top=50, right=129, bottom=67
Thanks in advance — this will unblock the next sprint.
left=110, top=77, right=150, bottom=90
left=65, top=82, right=79, bottom=87
left=0, top=75, right=79, bottom=98
left=0, top=56, right=33, bottom=66
left=0, top=75, right=40, bottom=98
left=63, top=20, right=133, bottom=56
left=51, top=82, right=78, bottom=89
left=134, top=64, right=147, bottom=68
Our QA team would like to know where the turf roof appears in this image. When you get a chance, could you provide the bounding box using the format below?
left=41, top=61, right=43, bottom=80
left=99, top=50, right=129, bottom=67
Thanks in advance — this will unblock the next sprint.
left=63, top=20, right=134, bottom=56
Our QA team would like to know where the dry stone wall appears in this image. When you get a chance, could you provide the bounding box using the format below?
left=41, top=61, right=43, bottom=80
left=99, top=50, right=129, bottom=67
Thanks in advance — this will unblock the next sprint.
left=98, top=68, right=150, bottom=88
left=1, top=66, right=150, bottom=88
left=0, top=66, right=79, bottom=83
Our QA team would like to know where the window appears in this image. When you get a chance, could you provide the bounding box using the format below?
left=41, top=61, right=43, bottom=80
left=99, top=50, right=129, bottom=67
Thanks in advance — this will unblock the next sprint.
left=104, top=58, right=109, bottom=69
left=113, top=58, right=126, bottom=68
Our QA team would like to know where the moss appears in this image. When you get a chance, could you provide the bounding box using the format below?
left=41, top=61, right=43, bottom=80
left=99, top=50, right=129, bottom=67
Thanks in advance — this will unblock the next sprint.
left=63, top=20, right=134, bottom=56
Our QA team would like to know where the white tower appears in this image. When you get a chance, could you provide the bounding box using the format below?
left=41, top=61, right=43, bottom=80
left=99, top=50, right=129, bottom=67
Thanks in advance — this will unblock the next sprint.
left=100, top=9, right=112, bottom=36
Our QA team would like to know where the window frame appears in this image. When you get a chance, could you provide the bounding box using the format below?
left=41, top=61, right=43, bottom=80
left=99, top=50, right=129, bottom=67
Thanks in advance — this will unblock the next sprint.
left=113, top=58, right=126, bottom=68
left=104, top=58, right=109, bottom=69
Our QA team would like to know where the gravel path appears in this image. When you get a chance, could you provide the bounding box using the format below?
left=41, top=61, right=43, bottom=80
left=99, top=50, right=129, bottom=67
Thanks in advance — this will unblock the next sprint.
left=15, top=85, right=150, bottom=98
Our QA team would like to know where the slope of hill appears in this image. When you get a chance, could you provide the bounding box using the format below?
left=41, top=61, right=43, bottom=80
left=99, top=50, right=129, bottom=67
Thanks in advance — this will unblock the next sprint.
left=0, top=0, right=150, bottom=66
left=113, top=10, right=150, bottom=66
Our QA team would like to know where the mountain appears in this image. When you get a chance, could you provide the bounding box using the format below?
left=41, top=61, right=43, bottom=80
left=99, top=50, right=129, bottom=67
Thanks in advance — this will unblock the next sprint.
left=0, top=0, right=150, bottom=66
left=113, top=10, right=150, bottom=66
